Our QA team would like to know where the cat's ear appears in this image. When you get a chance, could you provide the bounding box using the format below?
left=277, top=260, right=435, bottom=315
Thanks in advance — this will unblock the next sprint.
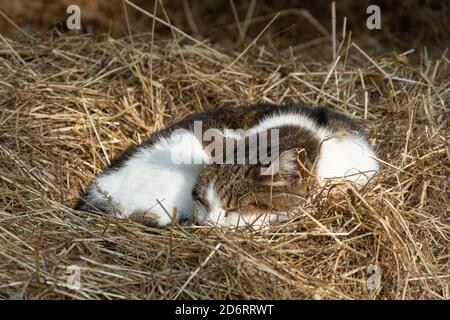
left=251, top=148, right=312, bottom=186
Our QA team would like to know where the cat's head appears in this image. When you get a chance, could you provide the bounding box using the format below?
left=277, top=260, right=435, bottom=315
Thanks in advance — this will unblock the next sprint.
left=192, top=144, right=317, bottom=224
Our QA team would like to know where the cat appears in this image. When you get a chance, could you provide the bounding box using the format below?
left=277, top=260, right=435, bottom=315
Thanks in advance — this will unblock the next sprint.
left=74, top=102, right=379, bottom=229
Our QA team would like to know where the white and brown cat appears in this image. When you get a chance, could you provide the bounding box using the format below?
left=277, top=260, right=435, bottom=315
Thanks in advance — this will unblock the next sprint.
left=75, top=102, right=379, bottom=229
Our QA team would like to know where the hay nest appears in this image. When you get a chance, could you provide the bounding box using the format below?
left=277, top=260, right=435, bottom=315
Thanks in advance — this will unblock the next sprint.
left=0, top=30, right=448, bottom=299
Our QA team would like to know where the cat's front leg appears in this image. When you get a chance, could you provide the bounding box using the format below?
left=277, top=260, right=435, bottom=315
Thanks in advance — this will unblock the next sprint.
left=207, top=210, right=289, bottom=230
left=128, top=208, right=174, bottom=226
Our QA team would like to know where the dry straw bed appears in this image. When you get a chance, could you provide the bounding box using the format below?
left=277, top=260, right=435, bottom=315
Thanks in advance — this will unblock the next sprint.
left=0, top=24, right=449, bottom=299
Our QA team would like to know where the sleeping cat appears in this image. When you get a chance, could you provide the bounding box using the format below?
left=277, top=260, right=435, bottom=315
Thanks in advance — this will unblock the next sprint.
left=74, top=102, right=379, bottom=228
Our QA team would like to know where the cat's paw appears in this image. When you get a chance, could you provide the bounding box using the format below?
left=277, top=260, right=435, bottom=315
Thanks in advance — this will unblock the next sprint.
left=209, top=211, right=289, bottom=231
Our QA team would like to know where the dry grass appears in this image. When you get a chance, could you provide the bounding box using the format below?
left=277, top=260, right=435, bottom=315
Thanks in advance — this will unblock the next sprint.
left=1, top=1, right=449, bottom=52
left=0, top=7, right=449, bottom=299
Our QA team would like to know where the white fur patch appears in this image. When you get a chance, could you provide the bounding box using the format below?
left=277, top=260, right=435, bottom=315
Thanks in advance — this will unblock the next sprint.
left=204, top=183, right=227, bottom=225
left=89, top=129, right=209, bottom=226
left=224, top=211, right=288, bottom=230
left=316, top=135, right=379, bottom=189
left=249, top=112, right=330, bottom=139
